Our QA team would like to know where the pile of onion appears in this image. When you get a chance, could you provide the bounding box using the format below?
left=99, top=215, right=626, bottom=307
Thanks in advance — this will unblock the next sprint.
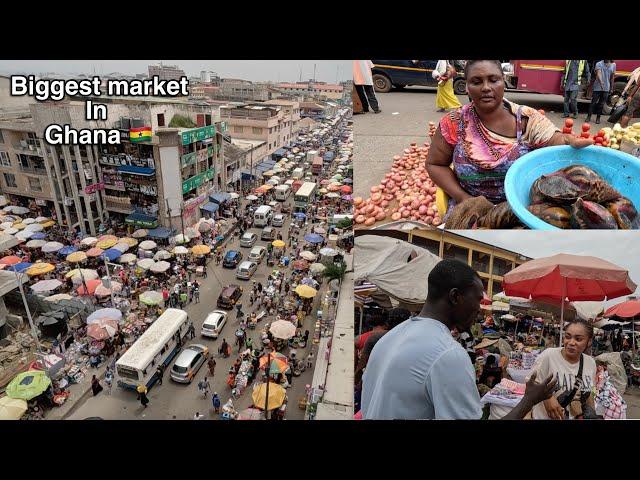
left=354, top=142, right=442, bottom=226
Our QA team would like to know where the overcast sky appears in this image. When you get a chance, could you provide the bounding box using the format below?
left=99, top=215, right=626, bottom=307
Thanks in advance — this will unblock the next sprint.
left=0, top=60, right=351, bottom=83
left=459, top=230, right=640, bottom=307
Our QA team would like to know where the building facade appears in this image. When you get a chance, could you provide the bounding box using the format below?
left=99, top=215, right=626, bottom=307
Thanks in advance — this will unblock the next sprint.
left=275, top=81, right=344, bottom=100
left=148, top=63, right=186, bottom=81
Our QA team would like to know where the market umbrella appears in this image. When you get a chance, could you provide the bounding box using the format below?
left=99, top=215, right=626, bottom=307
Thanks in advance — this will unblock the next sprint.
left=112, top=242, right=130, bottom=253
left=0, top=396, right=28, bottom=420
left=198, top=222, right=212, bottom=233
left=325, top=192, right=340, bottom=199
left=0, top=255, right=22, bottom=266
left=252, top=382, right=286, bottom=411
left=269, top=320, right=297, bottom=340
left=327, top=185, right=341, bottom=192
left=119, top=237, right=138, bottom=247
left=58, top=245, right=77, bottom=257
left=26, top=239, right=46, bottom=249
left=80, top=237, right=98, bottom=247
left=95, top=282, right=122, bottom=297
left=118, top=253, right=137, bottom=264
left=87, top=319, right=118, bottom=340
left=246, top=195, right=258, bottom=201
left=294, top=212, right=306, bottom=220
left=501, top=314, right=517, bottom=321
left=192, top=244, right=211, bottom=256
left=150, top=261, right=171, bottom=273
left=504, top=253, right=637, bottom=345
left=295, top=284, right=317, bottom=298
left=30, top=279, right=63, bottom=293
left=4, top=228, right=18, bottom=235
left=228, top=192, right=239, bottom=199
left=259, top=351, right=289, bottom=373
left=85, top=247, right=104, bottom=257
left=132, top=229, right=148, bottom=238
left=604, top=300, right=640, bottom=351
left=318, top=188, right=328, bottom=194
left=40, top=221, right=55, bottom=229
left=26, top=263, right=55, bottom=276
left=101, top=248, right=122, bottom=262
left=10, top=206, right=30, bottom=215
left=319, top=247, right=338, bottom=257
left=340, top=185, right=352, bottom=194
left=66, top=251, right=88, bottom=263
left=66, top=268, right=98, bottom=281
left=272, top=240, right=285, bottom=248
left=24, top=223, right=44, bottom=232
left=6, top=370, right=51, bottom=400
left=137, top=258, right=155, bottom=270
left=76, top=279, right=103, bottom=295
left=0, top=221, right=13, bottom=230
left=172, top=246, right=189, bottom=255
left=87, top=308, right=123, bottom=324
left=185, top=227, right=199, bottom=238
left=238, top=407, right=265, bottom=421
left=292, top=260, right=309, bottom=271
left=30, top=232, right=46, bottom=240
left=300, top=277, right=318, bottom=287
left=320, top=179, right=330, bottom=185
left=15, top=230, right=34, bottom=241
left=343, top=178, right=353, bottom=184
left=300, top=251, right=317, bottom=262
left=304, top=233, right=324, bottom=244
left=173, top=234, right=190, bottom=244
left=1, top=206, right=12, bottom=212
left=139, top=240, right=157, bottom=250
left=139, top=290, right=164, bottom=306
left=309, top=263, right=326, bottom=275
left=98, top=235, right=117, bottom=242
left=35, top=216, right=49, bottom=223
left=154, top=250, right=172, bottom=261
left=313, top=227, right=326, bottom=235
left=95, top=239, right=116, bottom=249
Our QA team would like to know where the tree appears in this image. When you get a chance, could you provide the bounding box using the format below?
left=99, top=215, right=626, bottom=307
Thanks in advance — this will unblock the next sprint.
left=168, top=114, right=197, bottom=128
left=322, top=262, right=347, bottom=283
left=337, top=217, right=353, bottom=229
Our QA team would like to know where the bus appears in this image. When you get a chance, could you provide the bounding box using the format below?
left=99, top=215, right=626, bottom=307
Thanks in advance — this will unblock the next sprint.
left=294, top=181, right=317, bottom=212
left=115, top=308, right=189, bottom=391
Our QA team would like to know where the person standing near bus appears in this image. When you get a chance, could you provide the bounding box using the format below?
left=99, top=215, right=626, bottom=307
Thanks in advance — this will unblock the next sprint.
left=562, top=60, right=590, bottom=118
left=586, top=60, right=616, bottom=124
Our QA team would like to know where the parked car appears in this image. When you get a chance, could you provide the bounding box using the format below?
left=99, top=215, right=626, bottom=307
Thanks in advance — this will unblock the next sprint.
left=371, top=60, right=467, bottom=95
left=240, top=232, right=258, bottom=248
left=217, top=284, right=243, bottom=309
left=272, top=214, right=285, bottom=227
left=223, top=250, right=243, bottom=268
left=201, top=310, right=228, bottom=339
left=236, top=260, right=258, bottom=280
left=261, top=227, right=276, bottom=241
left=170, top=344, right=209, bottom=383
left=248, top=246, right=267, bottom=264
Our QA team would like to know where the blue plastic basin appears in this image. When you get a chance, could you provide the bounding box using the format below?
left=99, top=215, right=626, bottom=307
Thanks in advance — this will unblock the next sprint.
left=504, top=145, right=640, bottom=230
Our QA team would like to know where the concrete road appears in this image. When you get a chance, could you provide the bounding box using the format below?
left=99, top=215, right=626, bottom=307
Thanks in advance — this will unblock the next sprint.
left=68, top=198, right=323, bottom=421
left=353, top=87, right=596, bottom=199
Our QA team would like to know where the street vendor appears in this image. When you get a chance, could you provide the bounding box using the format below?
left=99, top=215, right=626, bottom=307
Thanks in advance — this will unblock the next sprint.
left=426, top=60, right=593, bottom=225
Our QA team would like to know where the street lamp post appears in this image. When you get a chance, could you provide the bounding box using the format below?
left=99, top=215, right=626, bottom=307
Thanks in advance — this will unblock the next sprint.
left=12, top=269, right=46, bottom=368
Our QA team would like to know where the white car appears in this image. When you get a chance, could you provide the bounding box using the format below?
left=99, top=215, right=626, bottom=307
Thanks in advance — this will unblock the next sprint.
left=248, top=246, right=267, bottom=264
left=236, top=260, right=258, bottom=280
left=240, top=232, right=257, bottom=248
left=201, top=310, right=228, bottom=339
left=272, top=214, right=285, bottom=227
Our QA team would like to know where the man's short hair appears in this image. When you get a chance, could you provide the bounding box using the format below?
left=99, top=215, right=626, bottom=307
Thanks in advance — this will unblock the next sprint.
left=427, top=259, right=482, bottom=301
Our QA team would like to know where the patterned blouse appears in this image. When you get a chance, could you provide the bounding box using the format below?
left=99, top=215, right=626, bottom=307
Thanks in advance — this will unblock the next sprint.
left=439, top=100, right=559, bottom=204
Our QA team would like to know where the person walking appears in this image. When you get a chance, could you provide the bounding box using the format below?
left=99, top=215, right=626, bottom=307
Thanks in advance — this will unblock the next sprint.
left=207, top=357, right=216, bottom=377
left=562, top=60, right=591, bottom=118
left=586, top=60, right=616, bottom=124
left=620, top=66, right=640, bottom=128
left=198, top=377, right=211, bottom=398
left=220, top=338, right=230, bottom=358
left=353, top=60, right=381, bottom=114
left=155, top=363, right=164, bottom=386
left=194, top=286, right=200, bottom=304
left=138, top=386, right=150, bottom=408
left=193, top=411, right=205, bottom=420
left=434, top=60, right=462, bottom=112
left=212, top=392, right=221, bottom=414
left=91, top=375, right=103, bottom=396
left=187, top=321, right=196, bottom=339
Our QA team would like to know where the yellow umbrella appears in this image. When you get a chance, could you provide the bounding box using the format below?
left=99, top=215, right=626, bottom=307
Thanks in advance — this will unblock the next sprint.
left=251, top=382, right=287, bottom=411
left=26, top=263, right=55, bottom=276
left=272, top=240, right=285, bottom=248
left=96, top=239, right=117, bottom=249
left=12, top=223, right=26, bottom=230
left=66, top=251, right=88, bottom=263
left=191, top=244, right=211, bottom=256
left=119, top=237, right=138, bottom=247
left=0, top=396, right=28, bottom=420
left=40, top=221, right=56, bottom=229
left=295, top=284, right=317, bottom=298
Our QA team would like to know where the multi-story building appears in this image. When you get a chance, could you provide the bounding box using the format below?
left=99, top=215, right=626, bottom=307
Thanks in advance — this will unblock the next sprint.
left=355, top=228, right=532, bottom=298
left=220, top=101, right=299, bottom=157
left=214, top=79, right=271, bottom=102
left=228, top=138, right=269, bottom=188
left=148, top=63, right=186, bottom=81
left=275, top=81, right=344, bottom=101
left=262, top=99, right=301, bottom=147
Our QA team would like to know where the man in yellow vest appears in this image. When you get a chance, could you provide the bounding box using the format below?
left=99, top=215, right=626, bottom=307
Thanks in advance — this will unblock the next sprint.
left=561, top=60, right=590, bottom=119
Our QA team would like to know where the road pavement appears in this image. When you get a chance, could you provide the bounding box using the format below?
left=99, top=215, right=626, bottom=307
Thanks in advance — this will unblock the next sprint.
left=67, top=196, right=324, bottom=421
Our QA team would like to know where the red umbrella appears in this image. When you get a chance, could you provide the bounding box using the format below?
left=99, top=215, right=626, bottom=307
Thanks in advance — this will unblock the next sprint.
left=605, top=300, right=640, bottom=319
left=0, top=255, right=21, bottom=266
left=340, top=185, right=352, bottom=194
left=504, top=253, right=637, bottom=344
left=76, top=279, right=103, bottom=295
left=292, top=260, right=309, bottom=271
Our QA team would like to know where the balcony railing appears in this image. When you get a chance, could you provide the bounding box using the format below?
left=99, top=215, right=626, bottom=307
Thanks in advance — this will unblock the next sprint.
left=19, top=165, right=47, bottom=176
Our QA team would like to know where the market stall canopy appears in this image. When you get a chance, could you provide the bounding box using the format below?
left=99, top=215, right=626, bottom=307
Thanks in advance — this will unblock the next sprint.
left=96, top=239, right=117, bottom=249
left=210, top=192, right=231, bottom=204
left=605, top=300, right=640, bottom=319
left=24, top=223, right=43, bottom=232
left=246, top=195, right=258, bottom=201
left=65, top=268, right=98, bottom=281
left=259, top=351, right=289, bottom=372
left=272, top=240, right=285, bottom=248
left=87, top=308, right=123, bottom=324
left=191, top=244, right=211, bottom=256
left=95, top=281, right=122, bottom=297
left=184, top=227, right=199, bottom=238
left=354, top=235, right=441, bottom=306
left=98, top=235, right=118, bottom=242
left=172, top=246, right=189, bottom=255
left=137, top=258, right=155, bottom=270
left=7, top=262, right=31, bottom=273
left=154, top=250, right=172, bottom=261
left=251, top=382, right=286, bottom=411
left=26, top=262, right=55, bottom=276
left=292, top=260, right=309, bottom=271
left=313, top=227, right=327, bottom=235
left=150, top=261, right=171, bottom=273
left=66, top=251, right=88, bottom=263
left=197, top=221, right=213, bottom=233
left=10, top=206, right=30, bottom=215
left=44, top=293, right=73, bottom=303
left=30, top=279, right=63, bottom=293
left=132, top=229, right=148, bottom=239
left=299, top=251, right=317, bottom=262
left=85, top=247, right=104, bottom=257
left=30, top=232, right=47, bottom=240
left=112, top=242, right=130, bottom=253
left=58, top=245, right=78, bottom=257
left=118, top=253, right=137, bottom=264
left=119, top=237, right=138, bottom=247
left=139, top=290, right=163, bottom=306
left=319, top=247, right=337, bottom=257
left=139, top=240, right=157, bottom=251
left=15, top=230, right=33, bottom=241
left=238, top=408, right=265, bottom=421
left=295, top=284, right=317, bottom=298
left=25, top=239, right=46, bottom=249
left=304, top=233, right=324, bottom=244
left=80, top=237, right=98, bottom=247
left=0, top=255, right=22, bottom=266
left=309, top=263, right=326, bottom=275
left=87, top=319, right=118, bottom=340
left=41, top=242, right=64, bottom=253
left=172, top=234, right=190, bottom=244
left=76, top=279, right=103, bottom=295
left=0, top=396, right=27, bottom=420
left=6, top=370, right=51, bottom=400
left=101, top=248, right=122, bottom=262
left=147, top=227, right=172, bottom=239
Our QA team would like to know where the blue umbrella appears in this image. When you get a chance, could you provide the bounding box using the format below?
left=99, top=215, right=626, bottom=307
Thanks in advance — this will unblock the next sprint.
left=9, top=262, right=33, bottom=273
left=101, top=248, right=122, bottom=262
left=31, top=232, right=47, bottom=240
left=294, top=212, right=306, bottom=219
left=58, top=246, right=77, bottom=256
left=343, top=178, right=353, bottom=184
left=304, top=233, right=324, bottom=244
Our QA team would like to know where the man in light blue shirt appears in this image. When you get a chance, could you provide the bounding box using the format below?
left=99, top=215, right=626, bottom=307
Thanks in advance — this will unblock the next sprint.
left=361, top=259, right=556, bottom=420
left=586, top=60, right=616, bottom=124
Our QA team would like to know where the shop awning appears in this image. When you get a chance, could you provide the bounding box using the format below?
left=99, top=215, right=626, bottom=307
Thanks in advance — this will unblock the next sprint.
left=201, top=202, right=219, bottom=213
left=117, top=165, right=155, bottom=176
left=146, top=227, right=172, bottom=239
left=273, top=148, right=287, bottom=157
left=209, top=193, right=231, bottom=204
left=125, top=212, right=158, bottom=228
left=241, top=169, right=254, bottom=180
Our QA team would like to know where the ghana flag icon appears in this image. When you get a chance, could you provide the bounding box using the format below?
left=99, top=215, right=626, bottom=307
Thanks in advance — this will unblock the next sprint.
left=130, top=126, right=152, bottom=143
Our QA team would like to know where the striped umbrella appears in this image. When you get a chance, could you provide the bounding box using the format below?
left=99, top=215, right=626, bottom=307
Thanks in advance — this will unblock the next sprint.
left=259, top=351, right=289, bottom=373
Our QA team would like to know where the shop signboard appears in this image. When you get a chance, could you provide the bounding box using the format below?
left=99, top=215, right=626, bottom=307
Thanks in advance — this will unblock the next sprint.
left=84, top=182, right=105, bottom=194
left=182, top=168, right=215, bottom=194
left=180, top=125, right=216, bottom=145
